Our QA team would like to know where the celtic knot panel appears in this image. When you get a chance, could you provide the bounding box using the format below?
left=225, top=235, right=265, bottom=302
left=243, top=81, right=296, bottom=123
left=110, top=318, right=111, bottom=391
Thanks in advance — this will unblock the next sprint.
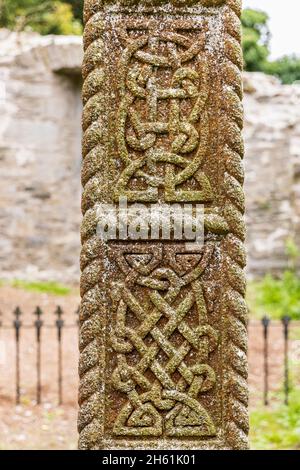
left=109, top=243, right=219, bottom=437
left=114, top=22, right=214, bottom=203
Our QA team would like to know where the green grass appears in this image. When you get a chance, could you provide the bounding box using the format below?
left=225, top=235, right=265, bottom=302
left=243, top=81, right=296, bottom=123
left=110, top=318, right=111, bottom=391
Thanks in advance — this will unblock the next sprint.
left=9, top=280, right=71, bottom=296
left=247, top=238, right=300, bottom=320
left=247, top=280, right=265, bottom=319
left=250, top=389, right=300, bottom=450
left=247, top=271, right=300, bottom=320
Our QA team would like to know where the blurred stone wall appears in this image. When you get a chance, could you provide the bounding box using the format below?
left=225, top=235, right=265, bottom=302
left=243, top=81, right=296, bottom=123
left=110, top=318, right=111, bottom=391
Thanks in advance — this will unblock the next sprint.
left=1, top=30, right=300, bottom=283
left=244, top=73, right=300, bottom=277
left=0, top=30, right=83, bottom=283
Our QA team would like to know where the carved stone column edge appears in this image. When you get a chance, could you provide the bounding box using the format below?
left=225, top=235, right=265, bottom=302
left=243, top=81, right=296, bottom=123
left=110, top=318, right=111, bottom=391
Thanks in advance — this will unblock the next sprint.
left=78, top=1, right=106, bottom=450
left=222, top=0, right=249, bottom=450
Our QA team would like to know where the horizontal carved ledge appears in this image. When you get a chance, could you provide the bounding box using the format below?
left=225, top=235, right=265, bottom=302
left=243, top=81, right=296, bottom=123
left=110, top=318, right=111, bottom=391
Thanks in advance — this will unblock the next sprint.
left=85, top=0, right=227, bottom=10
left=83, top=1, right=242, bottom=26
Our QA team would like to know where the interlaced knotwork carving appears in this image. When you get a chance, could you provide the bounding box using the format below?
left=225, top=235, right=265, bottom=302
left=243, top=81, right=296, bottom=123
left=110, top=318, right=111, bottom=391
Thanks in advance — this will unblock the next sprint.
left=110, top=244, right=218, bottom=436
left=79, top=0, right=248, bottom=450
left=115, top=28, right=214, bottom=203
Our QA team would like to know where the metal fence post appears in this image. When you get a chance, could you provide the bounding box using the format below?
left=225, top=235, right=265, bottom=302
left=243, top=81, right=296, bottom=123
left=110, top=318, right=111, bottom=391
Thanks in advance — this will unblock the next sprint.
left=55, top=306, right=64, bottom=406
left=13, top=307, right=22, bottom=405
left=262, top=315, right=270, bottom=406
left=282, top=315, right=291, bottom=406
left=34, top=306, right=43, bottom=405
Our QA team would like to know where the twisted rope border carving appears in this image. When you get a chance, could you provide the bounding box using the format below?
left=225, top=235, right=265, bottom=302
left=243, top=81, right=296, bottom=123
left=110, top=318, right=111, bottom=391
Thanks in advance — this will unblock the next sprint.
left=78, top=3, right=106, bottom=450
left=222, top=0, right=249, bottom=450
left=79, top=0, right=248, bottom=450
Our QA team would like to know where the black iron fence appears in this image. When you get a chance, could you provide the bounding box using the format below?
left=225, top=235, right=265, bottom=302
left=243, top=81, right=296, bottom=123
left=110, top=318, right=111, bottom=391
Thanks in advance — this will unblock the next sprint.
left=0, top=307, right=299, bottom=406
left=0, top=306, right=79, bottom=406
left=259, top=315, right=299, bottom=407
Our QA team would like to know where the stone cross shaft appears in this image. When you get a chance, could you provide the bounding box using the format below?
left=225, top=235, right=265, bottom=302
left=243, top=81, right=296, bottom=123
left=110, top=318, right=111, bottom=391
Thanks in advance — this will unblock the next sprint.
left=79, top=0, right=248, bottom=450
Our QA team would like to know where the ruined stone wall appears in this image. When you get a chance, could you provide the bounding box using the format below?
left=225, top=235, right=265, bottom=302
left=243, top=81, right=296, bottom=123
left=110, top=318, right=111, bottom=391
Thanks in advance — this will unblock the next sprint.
left=0, top=30, right=83, bottom=283
left=244, top=72, right=300, bottom=277
left=1, top=30, right=300, bottom=283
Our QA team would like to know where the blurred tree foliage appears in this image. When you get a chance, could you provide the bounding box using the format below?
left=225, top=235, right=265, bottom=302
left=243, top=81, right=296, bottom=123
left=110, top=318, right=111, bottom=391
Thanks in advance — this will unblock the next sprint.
left=0, top=0, right=82, bottom=35
left=242, top=8, right=270, bottom=72
left=247, top=239, right=300, bottom=321
left=263, top=55, right=300, bottom=85
left=242, top=8, right=300, bottom=84
left=1, top=2, right=300, bottom=84
left=64, top=0, right=83, bottom=22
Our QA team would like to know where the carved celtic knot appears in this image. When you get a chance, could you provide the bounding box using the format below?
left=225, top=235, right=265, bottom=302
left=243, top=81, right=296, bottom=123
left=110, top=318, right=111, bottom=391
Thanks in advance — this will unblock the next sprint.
left=79, top=0, right=247, bottom=451
left=114, top=29, right=214, bottom=203
left=110, top=243, right=218, bottom=437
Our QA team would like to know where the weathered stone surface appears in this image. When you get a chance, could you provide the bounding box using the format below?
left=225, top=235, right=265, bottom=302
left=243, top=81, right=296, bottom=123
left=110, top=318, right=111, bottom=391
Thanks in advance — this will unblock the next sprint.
left=79, top=0, right=248, bottom=450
